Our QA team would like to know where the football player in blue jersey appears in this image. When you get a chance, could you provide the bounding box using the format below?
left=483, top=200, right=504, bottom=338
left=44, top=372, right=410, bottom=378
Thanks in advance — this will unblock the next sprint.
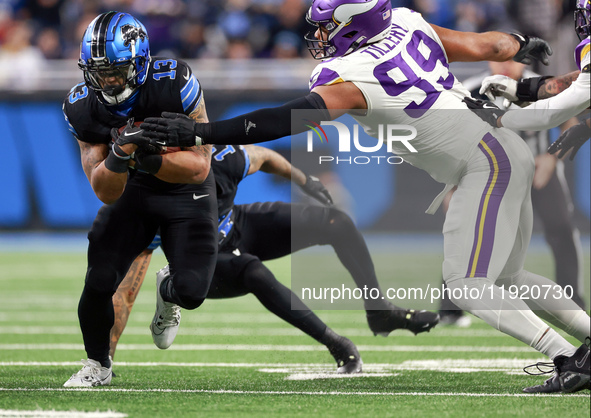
left=62, top=12, right=218, bottom=387
left=141, top=0, right=589, bottom=393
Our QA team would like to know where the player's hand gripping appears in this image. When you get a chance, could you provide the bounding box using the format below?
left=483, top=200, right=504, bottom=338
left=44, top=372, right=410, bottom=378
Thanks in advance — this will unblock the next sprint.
left=510, top=33, right=553, bottom=66
left=142, top=112, right=206, bottom=147
left=463, top=97, right=506, bottom=128
left=110, top=118, right=163, bottom=156
left=479, top=75, right=518, bottom=102
left=547, top=119, right=591, bottom=160
left=300, top=175, right=333, bottom=206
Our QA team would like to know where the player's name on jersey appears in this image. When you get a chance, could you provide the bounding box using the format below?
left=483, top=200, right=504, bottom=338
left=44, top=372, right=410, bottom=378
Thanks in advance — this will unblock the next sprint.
left=360, top=23, right=410, bottom=59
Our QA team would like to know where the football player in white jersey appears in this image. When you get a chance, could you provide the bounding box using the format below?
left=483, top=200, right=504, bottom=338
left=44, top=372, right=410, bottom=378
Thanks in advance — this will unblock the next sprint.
left=439, top=60, right=587, bottom=321
left=477, top=0, right=590, bottom=135
left=141, top=0, right=590, bottom=393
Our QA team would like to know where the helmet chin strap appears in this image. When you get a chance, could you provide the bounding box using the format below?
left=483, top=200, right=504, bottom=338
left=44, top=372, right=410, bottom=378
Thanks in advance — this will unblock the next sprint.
left=103, top=85, right=124, bottom=96
left=102, top=85, right=135, bottom=105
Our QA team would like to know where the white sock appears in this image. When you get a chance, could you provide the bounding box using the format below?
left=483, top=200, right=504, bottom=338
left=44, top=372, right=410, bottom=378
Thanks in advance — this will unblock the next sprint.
left=532, top=327, right=577, bottom=359
left=447, top=277, right=576, bottom=359
left=497, top=271, right=591, bottom=343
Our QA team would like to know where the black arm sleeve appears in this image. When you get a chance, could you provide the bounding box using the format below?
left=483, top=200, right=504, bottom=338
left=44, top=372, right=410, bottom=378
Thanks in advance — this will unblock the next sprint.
left=200, top=92, right=330, bottom=145
left=516, top=76, right=553, bottom=102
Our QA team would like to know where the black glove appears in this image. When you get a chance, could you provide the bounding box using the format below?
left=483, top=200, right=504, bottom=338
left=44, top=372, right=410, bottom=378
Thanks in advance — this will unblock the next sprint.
left=511, top=33, right=553, bottom=66
left=110, top=118, right=163, bottom=155
left=548, top=120, right=590, bottom=160
left=300, top=175, right=333, bottom=206
left=141, top=112, right=208, bottom=147
left=463, top=97, right=506, bottom=128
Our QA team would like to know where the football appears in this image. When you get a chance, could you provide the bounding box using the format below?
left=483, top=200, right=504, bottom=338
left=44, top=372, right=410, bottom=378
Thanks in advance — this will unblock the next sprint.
left=118, top=121, right=180, bottom=154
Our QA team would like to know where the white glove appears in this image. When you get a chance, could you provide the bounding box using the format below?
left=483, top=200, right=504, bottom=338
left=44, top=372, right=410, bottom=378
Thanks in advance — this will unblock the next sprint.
left=479, top=75, right=519, bottom=102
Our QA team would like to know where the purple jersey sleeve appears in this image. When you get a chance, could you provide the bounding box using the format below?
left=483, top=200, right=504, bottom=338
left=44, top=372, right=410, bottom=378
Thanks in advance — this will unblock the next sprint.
left=309, top=68, right=343, bottom=90
left=574, top=37, right=590, bottom=71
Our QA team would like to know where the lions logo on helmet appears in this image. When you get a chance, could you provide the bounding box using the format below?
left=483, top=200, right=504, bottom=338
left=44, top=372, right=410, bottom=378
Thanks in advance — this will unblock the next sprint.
left=78, top=11, right=151, bottom=107
left=304, top=0, right=392, bottom=59
left=121, top=24, right=147, bottom=48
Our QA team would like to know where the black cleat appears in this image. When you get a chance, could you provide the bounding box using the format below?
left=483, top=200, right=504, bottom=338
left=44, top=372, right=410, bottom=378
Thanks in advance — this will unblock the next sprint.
left=367, top=309, right=440, bottom=336
left=523, top=339, right=590, bottom=393
left=327, top=336, right=363, bottom=374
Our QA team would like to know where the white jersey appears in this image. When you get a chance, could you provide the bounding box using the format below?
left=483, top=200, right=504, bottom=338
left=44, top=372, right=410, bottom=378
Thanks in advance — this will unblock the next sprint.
left=463, top=69, right=550, bottom=157
left=309, top=8, right=492, bottom=185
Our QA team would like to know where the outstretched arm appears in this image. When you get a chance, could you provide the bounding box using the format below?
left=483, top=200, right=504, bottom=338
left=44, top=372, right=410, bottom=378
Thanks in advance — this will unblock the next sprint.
left=537, top=71, right=581, bottom=99
left=141, top=92, right=338, bottom=147
left=243, top=145, right=333, bottom=205
left=480, top=71, right=581, bottom=103
left=499, top=71, right=590, bottom=130
left=244, top=145, right=306, bottom=185
left=431, top=25, right=552, bottom=65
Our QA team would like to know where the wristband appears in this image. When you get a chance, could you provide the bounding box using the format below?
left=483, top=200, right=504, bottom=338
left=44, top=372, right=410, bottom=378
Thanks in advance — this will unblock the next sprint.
left=111, top=143, right=131, bottom=160
left=135, top=153, right=163, bottom=175
left=104, top=150, right=130, bottom=173
left=516, top=76, right=553, bottom=102
left=510, top=33, right=526, bottom=49
left=194, top=123, right=212, bottom=146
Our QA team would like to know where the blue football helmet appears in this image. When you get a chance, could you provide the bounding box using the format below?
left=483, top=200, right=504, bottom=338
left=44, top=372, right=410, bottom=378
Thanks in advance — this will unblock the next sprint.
left=79, top=11, right=150, bottom=105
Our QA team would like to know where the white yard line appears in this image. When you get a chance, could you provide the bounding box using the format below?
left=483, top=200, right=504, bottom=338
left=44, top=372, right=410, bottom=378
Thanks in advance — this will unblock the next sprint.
left=0, top=343, right=539, bottom=352
left=0, top=359, right=548, bottom=380
left=0, top=410, right=126, bottom=418
left=0, top=359, right=544, bottom=369
left=0, top=326, right=509, bottom=337
left=0, top=388, right=587, bottom=398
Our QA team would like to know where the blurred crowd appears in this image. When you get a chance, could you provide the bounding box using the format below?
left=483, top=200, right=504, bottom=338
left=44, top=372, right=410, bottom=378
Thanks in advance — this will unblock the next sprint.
left=0, top=0, right=581, bottom=88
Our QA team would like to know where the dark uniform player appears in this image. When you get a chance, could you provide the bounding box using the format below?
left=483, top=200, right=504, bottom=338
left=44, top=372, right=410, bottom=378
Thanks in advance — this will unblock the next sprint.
left=109, top=144, right=440, bottom=373
left=209, top=144, right=439, bottom=335
left=62, top=12, right=217, bottom=387
left=184, top=143, right=364, bottom=373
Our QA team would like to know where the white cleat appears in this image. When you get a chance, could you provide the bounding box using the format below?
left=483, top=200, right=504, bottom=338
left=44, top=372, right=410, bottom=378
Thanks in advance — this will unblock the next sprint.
left=63, top=359, right=112, bottom=387
left=150, top=265, right=181, bottom=349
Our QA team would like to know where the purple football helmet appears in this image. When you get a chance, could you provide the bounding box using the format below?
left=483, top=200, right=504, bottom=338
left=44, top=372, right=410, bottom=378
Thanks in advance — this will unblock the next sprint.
left=575, top=0, right=590, bottom=40
left=305, top=0, right=392, bottom=59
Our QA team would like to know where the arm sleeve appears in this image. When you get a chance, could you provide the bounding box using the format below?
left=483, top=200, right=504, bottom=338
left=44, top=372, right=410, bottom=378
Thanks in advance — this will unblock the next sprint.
left=501, top=72, right=590, bottom=131
left=203, top=93, right=330, bottom=145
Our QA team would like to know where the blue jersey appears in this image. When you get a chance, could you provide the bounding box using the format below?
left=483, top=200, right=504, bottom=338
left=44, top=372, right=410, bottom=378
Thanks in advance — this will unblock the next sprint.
left=211, top=145, right=251, bottom=245
left=63, top=57, right=202, bottom=144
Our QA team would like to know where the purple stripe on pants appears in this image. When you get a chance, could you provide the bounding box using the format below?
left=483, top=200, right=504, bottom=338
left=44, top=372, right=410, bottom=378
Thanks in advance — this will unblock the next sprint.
left=465, top=133, right=512, bottom=278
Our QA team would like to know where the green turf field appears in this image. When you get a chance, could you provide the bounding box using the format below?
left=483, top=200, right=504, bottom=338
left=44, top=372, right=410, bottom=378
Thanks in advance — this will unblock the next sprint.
left=0, top=246, right=589, bottom=417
